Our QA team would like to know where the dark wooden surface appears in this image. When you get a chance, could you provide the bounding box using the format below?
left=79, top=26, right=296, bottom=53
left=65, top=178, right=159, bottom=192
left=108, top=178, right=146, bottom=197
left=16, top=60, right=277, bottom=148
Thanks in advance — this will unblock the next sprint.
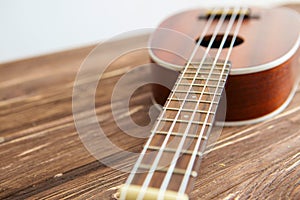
left=1, top=4, right=300, bottom=200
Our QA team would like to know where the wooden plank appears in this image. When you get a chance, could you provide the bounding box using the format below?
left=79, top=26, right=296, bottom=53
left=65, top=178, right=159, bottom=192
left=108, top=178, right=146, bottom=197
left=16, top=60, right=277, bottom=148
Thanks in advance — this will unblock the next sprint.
left=0, top=5, right=300, bottom=200
left=0, top=35, right=152, bottom=199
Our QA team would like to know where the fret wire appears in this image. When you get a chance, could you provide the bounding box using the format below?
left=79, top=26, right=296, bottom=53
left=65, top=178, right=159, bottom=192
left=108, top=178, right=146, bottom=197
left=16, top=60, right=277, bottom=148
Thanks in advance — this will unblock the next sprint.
left=163, top=107, right=215, bottom=115
left=158, top=118, right=213, bottom=126
left=163, top=106, right=219, bottom=119
left=186, top=67, right=229, bottom=72
left=181, top=76, right=227, bottom=82
left=175, top=82, right=224, bottom=89
left=182, top=71, right=229, bottom=76
left=170, top=90, right=222, bottom=96
left=186, top=65, right=230, bottom=71
left=174, top=75, right=228, bottom=86
left=155, top=131, right=208, bottom=140
left=182, top=71, right=226, bottom=75
left=146, top=146, right=203, bottom=157
left=182, top=75, right=228, bottom=80
left=138, top=164, right=198, bottom=178
left=167, top=97, right=219, bottom=105
left=181, top=75, right=228, bottom=80
left=189, top=61, right=231, bottom=67
left=186, top=66, right=230, bottom=70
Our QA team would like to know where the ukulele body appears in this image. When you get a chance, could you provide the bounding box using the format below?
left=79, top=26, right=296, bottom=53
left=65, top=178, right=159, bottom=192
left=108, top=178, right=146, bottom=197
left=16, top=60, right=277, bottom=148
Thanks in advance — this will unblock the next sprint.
left=150, top=7, right=300, bottom=126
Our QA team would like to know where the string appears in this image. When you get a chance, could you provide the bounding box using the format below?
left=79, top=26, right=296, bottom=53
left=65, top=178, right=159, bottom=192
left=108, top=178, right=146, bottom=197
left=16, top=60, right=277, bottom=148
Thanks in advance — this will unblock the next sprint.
left=177, top=7, right=248, bottom=197
left=136, top=8, right=231, bottom=200
left=157, top=7, right=242, bottom=199
left=119, top=7, right=219, bottom=200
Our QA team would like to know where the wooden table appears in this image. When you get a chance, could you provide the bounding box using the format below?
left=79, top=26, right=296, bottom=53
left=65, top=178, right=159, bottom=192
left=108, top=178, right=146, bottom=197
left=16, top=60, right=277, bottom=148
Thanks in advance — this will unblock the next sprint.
left=1, top=5, right=300, bottom=200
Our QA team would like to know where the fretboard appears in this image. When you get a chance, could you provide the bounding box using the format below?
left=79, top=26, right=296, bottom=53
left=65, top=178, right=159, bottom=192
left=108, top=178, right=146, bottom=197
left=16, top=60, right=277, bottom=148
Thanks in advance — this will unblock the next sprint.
left=120, top=61, right=231, bottom=200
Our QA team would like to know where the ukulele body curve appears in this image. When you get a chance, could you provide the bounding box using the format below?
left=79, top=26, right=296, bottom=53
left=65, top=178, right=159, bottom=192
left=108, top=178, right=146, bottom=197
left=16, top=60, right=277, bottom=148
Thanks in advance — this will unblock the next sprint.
left=149, top=7, right=300, bottom=126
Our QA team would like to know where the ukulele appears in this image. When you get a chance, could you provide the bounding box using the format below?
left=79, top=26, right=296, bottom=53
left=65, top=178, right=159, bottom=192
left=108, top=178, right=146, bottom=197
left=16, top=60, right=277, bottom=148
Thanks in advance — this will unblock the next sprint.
left=118, top=7, right=300, bottom=200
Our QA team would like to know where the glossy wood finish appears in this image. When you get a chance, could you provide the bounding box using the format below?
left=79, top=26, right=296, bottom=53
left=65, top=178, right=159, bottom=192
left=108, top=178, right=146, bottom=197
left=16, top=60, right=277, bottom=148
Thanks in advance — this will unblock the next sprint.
left=152, top=53, right=299, bottom=122
left=225, top=54, right=298, bottom=121
left=150, top=7, right=299, bottom=71
left=150, top=7, right=300, bottom=123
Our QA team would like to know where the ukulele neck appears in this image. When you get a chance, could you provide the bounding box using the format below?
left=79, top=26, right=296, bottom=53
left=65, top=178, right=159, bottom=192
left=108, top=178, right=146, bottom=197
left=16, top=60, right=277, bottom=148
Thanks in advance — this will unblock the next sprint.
left=119, top=61, right=231, bottom=200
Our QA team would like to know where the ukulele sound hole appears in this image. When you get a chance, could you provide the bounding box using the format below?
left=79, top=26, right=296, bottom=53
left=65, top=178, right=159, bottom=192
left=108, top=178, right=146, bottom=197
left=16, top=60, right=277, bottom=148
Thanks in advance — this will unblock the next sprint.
left=197, top=34, right=244, bottom=48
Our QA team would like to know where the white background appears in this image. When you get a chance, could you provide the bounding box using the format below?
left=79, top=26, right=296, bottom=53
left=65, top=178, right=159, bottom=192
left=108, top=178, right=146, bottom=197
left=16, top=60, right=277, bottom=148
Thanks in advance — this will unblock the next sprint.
left=0, top=0, right=299, bottom=63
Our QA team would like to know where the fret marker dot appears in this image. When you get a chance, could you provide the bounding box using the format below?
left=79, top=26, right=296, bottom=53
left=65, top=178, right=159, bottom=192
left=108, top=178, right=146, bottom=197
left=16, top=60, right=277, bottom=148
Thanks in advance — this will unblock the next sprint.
left=192, top=95, right=196, bottom=99
left=184, top=114, right=189, bottom=118
left=191, top=171, right=198, bottom=178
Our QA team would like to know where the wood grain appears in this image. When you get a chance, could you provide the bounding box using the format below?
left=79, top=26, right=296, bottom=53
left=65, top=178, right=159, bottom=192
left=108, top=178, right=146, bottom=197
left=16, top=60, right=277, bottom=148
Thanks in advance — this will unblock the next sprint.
left=150, top=7, right=300, bottom=122
left=0, top=4, right=300, bottom=200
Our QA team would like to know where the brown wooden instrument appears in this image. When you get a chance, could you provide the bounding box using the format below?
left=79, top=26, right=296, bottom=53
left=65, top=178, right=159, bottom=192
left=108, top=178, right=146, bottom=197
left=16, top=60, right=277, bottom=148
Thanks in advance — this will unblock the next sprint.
left=119, top=7, right=300, bottom=200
